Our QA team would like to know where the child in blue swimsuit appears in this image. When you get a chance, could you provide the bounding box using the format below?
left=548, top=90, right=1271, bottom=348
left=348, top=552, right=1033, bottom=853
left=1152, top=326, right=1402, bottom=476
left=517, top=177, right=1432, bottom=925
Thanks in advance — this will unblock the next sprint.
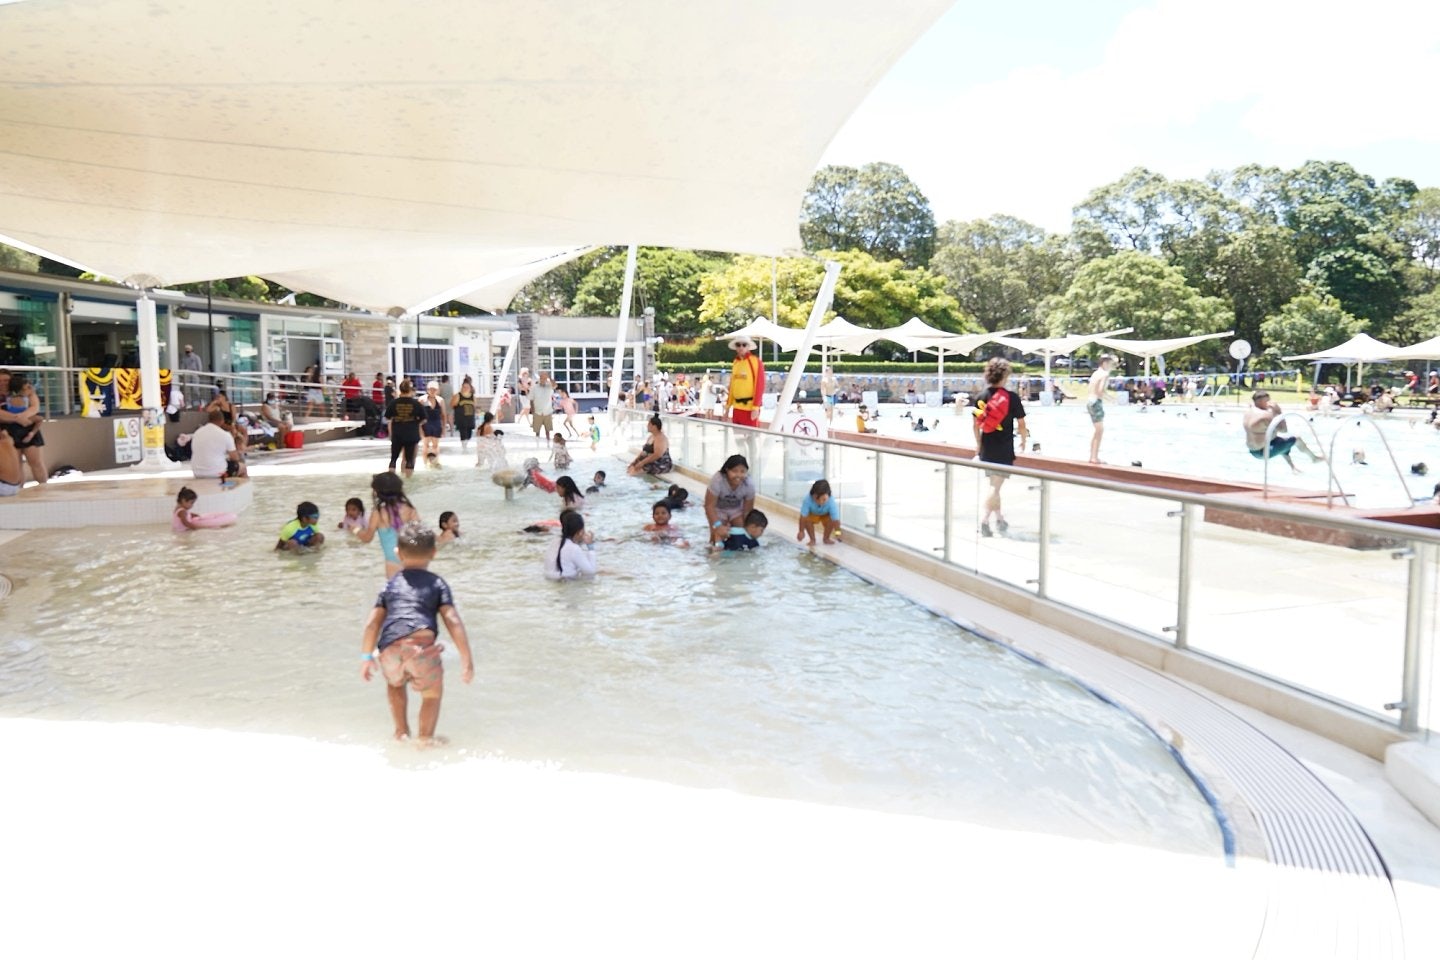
left=356, top=472, right=420, bottom=578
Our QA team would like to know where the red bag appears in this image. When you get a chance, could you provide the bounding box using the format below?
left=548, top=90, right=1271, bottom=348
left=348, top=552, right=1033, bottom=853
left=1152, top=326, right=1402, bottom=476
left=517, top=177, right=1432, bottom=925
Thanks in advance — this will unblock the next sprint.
left=975, top=389, right=1010, bottom=434
left=284, top=431, right=304, bottom=449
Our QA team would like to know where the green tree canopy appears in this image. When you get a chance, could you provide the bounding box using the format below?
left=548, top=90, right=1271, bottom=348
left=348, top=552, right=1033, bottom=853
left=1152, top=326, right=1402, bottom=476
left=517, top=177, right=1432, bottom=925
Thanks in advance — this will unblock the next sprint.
left=1258, top=286, right=1366, bottom=364
left=510, top=248, right=621, bottom=315
left=698, top=250, right=972, bottom=344
left=570, top=247, right=730, bottom=332
left=1042, top=251, right=1233, bottom=344
left=0, top=243, right=40, bottom=273
left=799, top=162, right=936, bottom=267
left=1385, top=288, right=1440, bottom=347
left=930, top=216, right=1075, bottom=332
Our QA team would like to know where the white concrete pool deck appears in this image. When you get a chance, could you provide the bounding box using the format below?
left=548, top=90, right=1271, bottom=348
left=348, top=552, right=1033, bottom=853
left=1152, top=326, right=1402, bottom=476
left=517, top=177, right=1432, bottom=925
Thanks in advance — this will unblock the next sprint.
left=2, top=434, right=1439, bottom=957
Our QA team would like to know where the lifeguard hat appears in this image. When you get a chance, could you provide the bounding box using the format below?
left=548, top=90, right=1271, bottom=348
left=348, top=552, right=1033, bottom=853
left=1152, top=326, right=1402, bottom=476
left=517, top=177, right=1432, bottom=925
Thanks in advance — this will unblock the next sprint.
left=729, top=335, right=757, bottom=351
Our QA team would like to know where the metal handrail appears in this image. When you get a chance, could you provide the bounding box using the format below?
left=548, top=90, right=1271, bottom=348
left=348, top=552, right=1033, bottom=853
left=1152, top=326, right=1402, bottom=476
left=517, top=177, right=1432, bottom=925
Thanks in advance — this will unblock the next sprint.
left=1323, top=412, right=1414, bottom=510
left=633, top=410, right=1440, bottom=547
left=1260, top=412, right=1345, bottom=507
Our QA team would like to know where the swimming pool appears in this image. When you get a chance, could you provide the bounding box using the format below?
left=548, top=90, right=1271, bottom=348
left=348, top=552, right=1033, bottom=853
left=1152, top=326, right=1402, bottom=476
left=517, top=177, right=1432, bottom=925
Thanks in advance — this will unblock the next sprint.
left=0, top=444, right=1224, bottom=855
left=858, top=399, right=1438, bottom=508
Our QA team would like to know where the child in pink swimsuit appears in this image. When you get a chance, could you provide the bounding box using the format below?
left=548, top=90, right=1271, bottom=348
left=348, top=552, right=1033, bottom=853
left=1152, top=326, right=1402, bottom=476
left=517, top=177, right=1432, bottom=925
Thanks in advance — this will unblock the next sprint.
left=172, top=486, right=237, bottom=531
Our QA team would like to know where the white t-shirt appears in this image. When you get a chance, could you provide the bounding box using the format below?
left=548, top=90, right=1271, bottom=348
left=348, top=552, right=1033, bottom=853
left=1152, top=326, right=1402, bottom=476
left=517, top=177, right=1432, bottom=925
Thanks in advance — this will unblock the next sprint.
left=530, top=382, right=555, bottom=415
left=543, top=538, right=597, bottom=580
left=190, top=422, right=235, bottom=478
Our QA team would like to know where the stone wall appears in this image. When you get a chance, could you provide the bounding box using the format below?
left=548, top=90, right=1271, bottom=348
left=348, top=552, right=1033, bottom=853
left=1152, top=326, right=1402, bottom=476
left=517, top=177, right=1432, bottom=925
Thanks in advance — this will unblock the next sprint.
left=341, top=319, right=391, bottom=379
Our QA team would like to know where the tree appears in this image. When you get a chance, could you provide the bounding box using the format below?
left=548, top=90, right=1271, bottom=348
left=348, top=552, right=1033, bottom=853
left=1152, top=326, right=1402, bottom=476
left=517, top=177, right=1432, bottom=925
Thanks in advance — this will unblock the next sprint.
left=697, top=250, right=972, bottom=344
left=1258, top=286, right=1366, bottom=365
left=1397, top=186, right=1440, bottom=290
left=1042, top=251, right=1233, bottom=347
left=510, top=248, right=620, bottom=315
left=799, top=162, right=936, bottom=267
left=570, top=248, right=730, bottom=332
left=171, top=276, right=272, bottom=301
left=1383, top=288, right=1440, bottom=346
left=930, top=216, right=1075, bottom=332
left=1209, top=226, right=1301, bottom=352
left=0, top=243, right=40, bottom=273
left=1071, top=167, right=1171, bottom=258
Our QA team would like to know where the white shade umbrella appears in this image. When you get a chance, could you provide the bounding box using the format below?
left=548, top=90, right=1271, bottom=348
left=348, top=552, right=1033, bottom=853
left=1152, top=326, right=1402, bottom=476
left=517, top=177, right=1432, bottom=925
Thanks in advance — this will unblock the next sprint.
left=713, top=316, right=805, bottom=352
left=1284, top=333, right=1400, bottom=389
left=1093, top=330, right=1234, bottom=379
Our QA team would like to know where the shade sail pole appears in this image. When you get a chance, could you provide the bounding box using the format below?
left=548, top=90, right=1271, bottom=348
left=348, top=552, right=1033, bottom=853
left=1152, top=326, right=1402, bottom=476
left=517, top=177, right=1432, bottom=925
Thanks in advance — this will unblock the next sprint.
left=771, top=260, right=841, bottom=432
left=606, top=244, right=639, bottom=414
left=489, top=334, right=519, bottom=416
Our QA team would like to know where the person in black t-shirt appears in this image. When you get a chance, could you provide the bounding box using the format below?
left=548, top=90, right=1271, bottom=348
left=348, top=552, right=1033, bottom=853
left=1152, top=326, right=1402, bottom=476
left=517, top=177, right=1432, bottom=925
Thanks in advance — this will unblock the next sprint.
left=384, top=379, right=423, bottom=475
left=972, top=357, right=1028, bottom=538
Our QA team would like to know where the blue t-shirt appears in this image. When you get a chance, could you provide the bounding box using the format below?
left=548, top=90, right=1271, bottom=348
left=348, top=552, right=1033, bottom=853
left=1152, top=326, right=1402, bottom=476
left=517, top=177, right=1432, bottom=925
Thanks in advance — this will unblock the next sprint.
left=800, top=494, right=839, bottom=520
left=374, top=569, right=456, bottom=648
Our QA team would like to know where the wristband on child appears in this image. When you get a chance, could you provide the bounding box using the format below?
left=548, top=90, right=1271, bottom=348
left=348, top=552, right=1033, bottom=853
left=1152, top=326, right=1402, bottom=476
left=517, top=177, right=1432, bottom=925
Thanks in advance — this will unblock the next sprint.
left=712, top=520, right=724, bottom=529
left=360, top=652, right=375, bottom=661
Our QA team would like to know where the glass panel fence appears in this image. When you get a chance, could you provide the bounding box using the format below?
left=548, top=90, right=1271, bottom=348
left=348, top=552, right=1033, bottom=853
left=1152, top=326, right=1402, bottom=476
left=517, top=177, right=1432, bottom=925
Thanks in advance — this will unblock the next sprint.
left=1041, top=483, right=1182, bottom=640
left=1188, top=513, right=1412, bottom=723
left=958, top=460, right=1042, bottom=595
left=827, top=436, right=876, bottom=535
left=874, top=449, right=947, bottom=558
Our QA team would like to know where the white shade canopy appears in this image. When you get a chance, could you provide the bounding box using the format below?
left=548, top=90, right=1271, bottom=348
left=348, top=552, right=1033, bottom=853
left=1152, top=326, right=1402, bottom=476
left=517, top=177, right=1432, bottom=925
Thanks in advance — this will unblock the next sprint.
left=1092, top=331, right=1235, bottom=360
left=886, top=316, right=957, bottom=350
left=994, top=328, right=1135, bottom=358
left=914, top=328, right=1026, bottom=357
left=811, top=316, right=892, bottom=354
left=713, top=317, right=806, bottom=352
left=1283, top=334, right=1400, bottom=363
left=0, top=0, right=952, bottom=311
left=1388, top=335, right=1440, bottom=363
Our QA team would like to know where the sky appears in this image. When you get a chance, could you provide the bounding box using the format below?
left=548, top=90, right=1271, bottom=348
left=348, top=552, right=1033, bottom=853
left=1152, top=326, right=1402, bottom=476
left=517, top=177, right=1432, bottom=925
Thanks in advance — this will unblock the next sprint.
left=821, top=0, right=1440, bottom=233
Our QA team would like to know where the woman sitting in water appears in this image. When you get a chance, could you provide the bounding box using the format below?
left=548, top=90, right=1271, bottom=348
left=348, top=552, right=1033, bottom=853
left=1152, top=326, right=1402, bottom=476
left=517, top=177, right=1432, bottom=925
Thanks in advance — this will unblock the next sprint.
left=474, top=411, right=507, bottom=470
left=544, top=509, right=596, bottom=581
left=627, top=414, right=672, bottom=476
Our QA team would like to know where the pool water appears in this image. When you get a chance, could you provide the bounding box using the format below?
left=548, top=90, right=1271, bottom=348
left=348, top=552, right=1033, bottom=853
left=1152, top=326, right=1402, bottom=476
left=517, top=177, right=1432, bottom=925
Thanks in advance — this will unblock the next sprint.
left=0, top=444, right=1223, bottom=855
left=863, top=400, right=1438, bottom=508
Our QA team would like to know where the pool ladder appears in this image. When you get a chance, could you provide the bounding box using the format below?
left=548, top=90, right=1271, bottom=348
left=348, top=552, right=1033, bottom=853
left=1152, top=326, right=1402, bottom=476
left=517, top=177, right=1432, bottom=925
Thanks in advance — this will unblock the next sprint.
left=1263, top=411, right=1412, bottom=508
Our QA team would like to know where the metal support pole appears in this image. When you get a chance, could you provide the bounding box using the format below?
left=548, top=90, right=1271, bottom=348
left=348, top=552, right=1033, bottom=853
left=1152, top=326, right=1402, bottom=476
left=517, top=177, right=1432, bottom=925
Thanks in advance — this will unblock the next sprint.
left=606, top=244, right=639, bottom=414
left=1165, top=503, right=1195, bottom=648
left=1036, top=479, right=1051, bottom=598
left=941, top=463, right=954, bottom=562
left=1398, top=543, right=1428, bottom=733
left=134, top=295, right=167, bottom=469
left=873, top=453, right=884, bottom=536
left=771, top=260, right=842, bottom=432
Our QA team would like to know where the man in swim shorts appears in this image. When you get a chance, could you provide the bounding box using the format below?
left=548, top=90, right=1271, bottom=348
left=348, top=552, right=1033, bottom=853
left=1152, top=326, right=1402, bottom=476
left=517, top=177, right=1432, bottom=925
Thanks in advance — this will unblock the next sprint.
left=1243, top=390, right=1323, bottom=473
left=1085, top=354, right=1115, bottom=464
left=820, top=366, right=838, bottom=425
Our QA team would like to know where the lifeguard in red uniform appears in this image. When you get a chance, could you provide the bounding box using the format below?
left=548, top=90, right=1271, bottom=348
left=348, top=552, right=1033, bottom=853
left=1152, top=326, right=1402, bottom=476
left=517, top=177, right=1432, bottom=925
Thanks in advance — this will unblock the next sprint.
left=725, top=335, right=765, bottom=427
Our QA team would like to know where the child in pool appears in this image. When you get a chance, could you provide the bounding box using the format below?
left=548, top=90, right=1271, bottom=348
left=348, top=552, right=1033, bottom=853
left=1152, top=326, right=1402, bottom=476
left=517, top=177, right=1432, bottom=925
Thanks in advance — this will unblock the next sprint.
left=275, top=500, right=325, bottom=552
left=360, top=524, right=474, bottom=746
left=643, top=500, right=690, bottom=547
left=585, top=470, right=607, bottom=494
left=660, top=483, right=689, bottom=511
left=588, top=415, right=600, bottom=452
left=172, top=486, right=236, bottom=532
left=425, top=451, right=441, bottom=469
left=356, top=472, right=421, bottom=578
left=544, top=509, right=597, bottom=580
left=555, top=475, right=585, bottom=511
left=796, top=478, right=841, bottom=545
left=719, top=508, right=768, bottom=551
left=437, top=511, right=461, bottom=544
left=338, top=497, right=366, bottom=533
left=550, top=434, right=573, bottom=470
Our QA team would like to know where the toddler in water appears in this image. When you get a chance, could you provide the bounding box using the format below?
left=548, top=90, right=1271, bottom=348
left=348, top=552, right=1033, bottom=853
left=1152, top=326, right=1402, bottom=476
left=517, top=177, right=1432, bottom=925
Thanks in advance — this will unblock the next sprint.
left=550, top=434, right=573, bottom=470
left=588, top=415, right=600, bottom=451
left=275, top=501, right=325, bottom=552
left=643, top=500, right=690, bottom=547
left=660, top=483, right=689, bottom=511
left=585, top=470, right=607, bottom=494
left=360, top=524, right=474, bottom=746
left=796, top=479, right=841, bottom=545
left=437, top=511, right=461, bottom=544
left=338, top=497, right=366, bottom=533
left=171, top=486, right=236, bottom=532
left=719, top=508, right=768, bottom=551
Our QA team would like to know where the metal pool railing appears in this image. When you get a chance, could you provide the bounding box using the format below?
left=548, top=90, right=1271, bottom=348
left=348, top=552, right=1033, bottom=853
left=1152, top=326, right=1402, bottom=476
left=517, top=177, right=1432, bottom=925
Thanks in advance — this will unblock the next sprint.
left=618, top=409, right=1438, bottom=737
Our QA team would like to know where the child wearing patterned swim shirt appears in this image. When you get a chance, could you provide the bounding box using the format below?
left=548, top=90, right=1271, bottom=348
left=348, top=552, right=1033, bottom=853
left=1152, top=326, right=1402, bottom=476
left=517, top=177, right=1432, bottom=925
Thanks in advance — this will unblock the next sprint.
left=360, top=524, right=474, bottom=746
left=275, top=501, right=325, bottom=552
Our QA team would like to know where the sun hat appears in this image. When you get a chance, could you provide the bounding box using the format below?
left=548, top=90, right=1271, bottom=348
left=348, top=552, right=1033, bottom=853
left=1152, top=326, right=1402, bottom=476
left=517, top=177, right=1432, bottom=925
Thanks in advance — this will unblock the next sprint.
left=729, top=335, right=757, bottom=351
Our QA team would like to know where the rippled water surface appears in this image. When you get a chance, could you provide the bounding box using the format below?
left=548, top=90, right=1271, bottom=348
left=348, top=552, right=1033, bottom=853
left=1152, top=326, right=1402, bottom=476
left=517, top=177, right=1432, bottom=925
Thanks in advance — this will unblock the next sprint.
left=0, top=448, right=1224, bottom=854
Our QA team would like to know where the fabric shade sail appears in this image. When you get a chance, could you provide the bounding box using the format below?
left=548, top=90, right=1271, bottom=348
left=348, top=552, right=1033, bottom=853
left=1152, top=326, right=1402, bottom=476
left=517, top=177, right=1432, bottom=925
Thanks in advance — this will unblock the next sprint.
left=1283, top=334, right=1401, bottom=363
left=0, top=0, right=954, bottom=311
left=1392, top=335, right=1440, bottom=362
left=1092, top=331, right=1235, bottom=359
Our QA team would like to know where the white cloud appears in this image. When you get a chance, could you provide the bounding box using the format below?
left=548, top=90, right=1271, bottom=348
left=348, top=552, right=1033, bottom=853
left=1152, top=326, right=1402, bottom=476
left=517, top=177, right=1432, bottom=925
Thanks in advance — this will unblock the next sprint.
left=822, top=0, right=1440, bottom=231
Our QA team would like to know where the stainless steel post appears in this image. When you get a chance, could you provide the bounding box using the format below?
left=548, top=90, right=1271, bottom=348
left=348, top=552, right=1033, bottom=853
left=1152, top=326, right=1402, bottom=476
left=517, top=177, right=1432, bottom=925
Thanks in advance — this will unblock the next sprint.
left=1399, top=543, right=1428, bottom=733
left=873, top=453, right=883, bottom=536
left=1037, top=479, right=1051, bottom=598
left=941, top=463, right=954, bottom=562
left=1165, top=502, right=1195, bottom=649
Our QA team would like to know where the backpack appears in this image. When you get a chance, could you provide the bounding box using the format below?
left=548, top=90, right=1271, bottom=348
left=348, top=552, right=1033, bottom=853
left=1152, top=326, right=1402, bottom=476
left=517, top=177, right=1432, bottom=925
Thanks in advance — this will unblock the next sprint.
left=975, top=388, right=1010, bottom=434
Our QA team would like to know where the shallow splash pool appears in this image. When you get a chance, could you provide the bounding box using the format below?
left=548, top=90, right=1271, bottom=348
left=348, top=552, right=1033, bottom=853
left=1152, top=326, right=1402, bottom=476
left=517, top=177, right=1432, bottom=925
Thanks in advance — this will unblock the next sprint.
left=0, top=447, right=1224, bottom=855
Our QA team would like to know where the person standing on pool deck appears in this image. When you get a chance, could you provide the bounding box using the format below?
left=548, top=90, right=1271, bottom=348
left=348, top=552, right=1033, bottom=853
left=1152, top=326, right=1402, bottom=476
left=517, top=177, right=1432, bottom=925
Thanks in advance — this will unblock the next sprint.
left=820, top=365, right=839, bottom=426
left=361, top=524, right=473, bottom=746
left=972, top=357, right=1027, bottom=537
left=1243, top=390, right=1323, bottom=473
left=725, top=335, right=765, bottom=427
left=1085, top=354, right=1116, bottom=464
left=384, top=379, right=423, bottom=476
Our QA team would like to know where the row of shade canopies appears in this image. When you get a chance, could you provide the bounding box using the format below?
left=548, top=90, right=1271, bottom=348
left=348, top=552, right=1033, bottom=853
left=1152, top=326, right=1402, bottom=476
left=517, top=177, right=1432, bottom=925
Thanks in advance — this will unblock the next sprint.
left=1284, top=333, right=1440, bottom=387
left=717, top=316, right=1237, bottom=382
